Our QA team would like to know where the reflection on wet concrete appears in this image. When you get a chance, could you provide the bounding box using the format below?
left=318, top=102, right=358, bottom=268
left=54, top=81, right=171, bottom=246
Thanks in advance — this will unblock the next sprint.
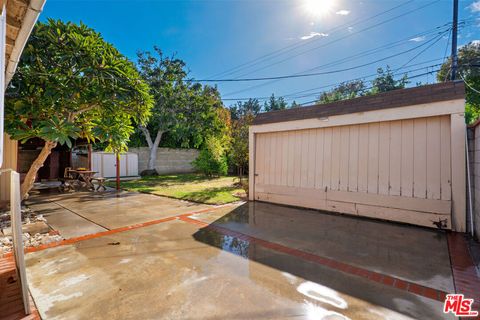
left=297, top=281, right=348, bottom=309
left=192, top=202, right=455, bottom=320
left=194, top=201, right=454, bottom=293
left=194, top=229, right=250, bottom=258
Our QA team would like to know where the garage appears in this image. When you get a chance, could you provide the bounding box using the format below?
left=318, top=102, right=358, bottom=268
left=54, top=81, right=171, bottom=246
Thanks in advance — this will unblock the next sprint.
left=249, top=82, right=467, bottom=232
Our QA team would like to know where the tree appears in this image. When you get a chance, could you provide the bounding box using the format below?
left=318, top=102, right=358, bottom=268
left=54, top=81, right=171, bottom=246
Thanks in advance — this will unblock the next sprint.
left=437, top=41, right=480, bottom=124
left=315, top=66, right=408, bottom=104
left=136, top=48, right=187, bottom=172
left=290, top=101, right=301, bottom=108
left=5, top=20, right=153, bottom=199
left=230, top=113, right=254, bottom=178
left=137, top=48, right=228, bottom=172
left=317, top=80, right=366, bottom=104
left=263, top=94, right=288, bottom=112
left=230, top=98, right=261, bottom=120
left=370, top=66, right=408, bottom=94
left=193, top=136, right=228, bottom=177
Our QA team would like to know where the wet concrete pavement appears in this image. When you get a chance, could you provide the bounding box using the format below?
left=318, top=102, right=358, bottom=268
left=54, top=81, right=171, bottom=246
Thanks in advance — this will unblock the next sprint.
left=23, top=191, right=458, bottom=319
left=192, top=202, right=454, bottom=293
left=26, top=189, right=211, bottom=232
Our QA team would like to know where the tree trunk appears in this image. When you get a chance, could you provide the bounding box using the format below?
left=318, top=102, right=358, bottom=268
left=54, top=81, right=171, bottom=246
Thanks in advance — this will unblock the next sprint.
left=21, top=140, right=57, bottom=200
left=148, top=131, right=163, bottom=170
left=139, top=126, right=163, bottom=171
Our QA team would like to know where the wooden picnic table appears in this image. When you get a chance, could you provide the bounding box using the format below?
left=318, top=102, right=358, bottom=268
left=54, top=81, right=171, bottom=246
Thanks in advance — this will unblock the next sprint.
left=67, top=169, right=97, bottom=190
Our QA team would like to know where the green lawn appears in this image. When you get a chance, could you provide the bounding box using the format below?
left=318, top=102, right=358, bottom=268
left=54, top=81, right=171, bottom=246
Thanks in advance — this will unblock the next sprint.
left=109, top=174, right=246, bottom=204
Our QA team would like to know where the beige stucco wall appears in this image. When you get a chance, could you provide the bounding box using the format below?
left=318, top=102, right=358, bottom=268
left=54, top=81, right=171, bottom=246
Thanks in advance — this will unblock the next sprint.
left=0, top=134, right=18, bottom=201
left=129, top=147, right=199, bottom=175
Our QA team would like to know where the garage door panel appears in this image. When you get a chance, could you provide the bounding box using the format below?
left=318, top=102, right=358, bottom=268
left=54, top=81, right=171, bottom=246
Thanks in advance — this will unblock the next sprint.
left=256, top=183, right=450, bottom=215
left=255, top=192, right=327, bottom=211
left=378, top=122, right=390, bottom=195
left=293, top=131, right=302, bottom=187
left=348, top=125, right=359, bottom=192
left=426, top=117, right=441, bottom=200
left=253, top=115, right=453, bottom=229
left=322, top=127, right=333, bottom=190
left=314, top=129, right=323, bottom=188
left=307, top=129, right=317, bottom=188
left=389, top=121, right=402, bottom=196
left=367, top=122, right=379, bottom=194
left=330, top=127, right=341, bottom=191
left=356, top=204, right=451, bottom=230
left=401, top=119, right=414, bottom=197
left=287, top=131, right=295, bottom=187
left=357, top=124, right=369, bottom=193
left=413, top=118, right=427, bottom=198
left=440, top=116, right=452, bottom=200
left=300, top=130, right=309, bottom=188
left=339, top=126, right=349, bottom=191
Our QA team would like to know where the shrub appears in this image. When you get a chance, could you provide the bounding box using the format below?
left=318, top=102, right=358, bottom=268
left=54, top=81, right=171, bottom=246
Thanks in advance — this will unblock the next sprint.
left=193, top=136, right=228, bottom=177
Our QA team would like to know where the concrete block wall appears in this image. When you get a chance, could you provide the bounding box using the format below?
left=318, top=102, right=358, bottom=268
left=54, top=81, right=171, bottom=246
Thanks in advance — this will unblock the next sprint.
left=130, top=147, right=199, bottom=175
left=468, top=126, right=480, bottom=238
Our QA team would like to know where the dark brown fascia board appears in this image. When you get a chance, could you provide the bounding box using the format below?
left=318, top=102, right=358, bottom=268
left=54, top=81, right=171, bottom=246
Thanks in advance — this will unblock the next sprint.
left=253, top=81, right=465, bottom=125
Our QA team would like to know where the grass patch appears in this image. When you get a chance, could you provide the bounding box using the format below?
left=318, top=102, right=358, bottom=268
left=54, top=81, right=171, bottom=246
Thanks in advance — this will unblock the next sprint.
left=108, top=173, right=246, bottom=204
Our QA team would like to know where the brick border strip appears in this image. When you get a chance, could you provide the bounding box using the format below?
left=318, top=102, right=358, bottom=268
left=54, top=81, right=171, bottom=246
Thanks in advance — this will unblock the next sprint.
left=0, top=256, right=40, bottom=320
left=179, top=215, right=449, bottom=303
left=447, top=232, right=480, bottom=312
left=3, top=207, right=219, bottom=258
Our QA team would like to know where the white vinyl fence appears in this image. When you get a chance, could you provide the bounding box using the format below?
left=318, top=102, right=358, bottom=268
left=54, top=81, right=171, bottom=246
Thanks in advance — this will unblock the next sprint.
left=91, top=152, right=138, bottom=178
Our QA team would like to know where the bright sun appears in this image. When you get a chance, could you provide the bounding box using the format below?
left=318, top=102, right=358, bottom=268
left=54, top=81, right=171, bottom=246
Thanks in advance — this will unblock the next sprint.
left=304, top=0, right=335, bottom=17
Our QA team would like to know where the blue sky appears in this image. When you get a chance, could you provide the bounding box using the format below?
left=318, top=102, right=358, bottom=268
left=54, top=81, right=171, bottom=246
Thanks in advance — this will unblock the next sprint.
left=41, top=0, right=480, bottom=106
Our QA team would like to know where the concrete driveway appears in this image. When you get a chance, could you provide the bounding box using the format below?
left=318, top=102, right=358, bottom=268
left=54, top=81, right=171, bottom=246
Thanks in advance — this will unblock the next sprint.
left=22, top=190, right=470, bottom=319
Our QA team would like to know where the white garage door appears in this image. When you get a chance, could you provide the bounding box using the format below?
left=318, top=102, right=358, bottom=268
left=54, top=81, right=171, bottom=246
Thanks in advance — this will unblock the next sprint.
left=253, top=116, right=453, bottom=229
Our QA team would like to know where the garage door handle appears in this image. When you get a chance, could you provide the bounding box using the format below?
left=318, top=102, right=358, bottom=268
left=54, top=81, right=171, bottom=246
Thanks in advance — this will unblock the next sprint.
left=254, top=173, right=259, bottom=176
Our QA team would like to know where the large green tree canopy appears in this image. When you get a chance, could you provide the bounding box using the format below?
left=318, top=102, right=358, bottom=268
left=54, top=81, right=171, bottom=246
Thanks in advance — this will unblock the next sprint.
left=5, top=19, right=153, bottom=198
left=437, top=42, right=480, bottom=124
left=135, top=47, right=230, bottom=172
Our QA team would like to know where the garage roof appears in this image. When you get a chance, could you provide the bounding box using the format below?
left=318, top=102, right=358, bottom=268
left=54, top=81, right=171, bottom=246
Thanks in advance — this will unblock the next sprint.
left=253, top=81, right=465, bottom=125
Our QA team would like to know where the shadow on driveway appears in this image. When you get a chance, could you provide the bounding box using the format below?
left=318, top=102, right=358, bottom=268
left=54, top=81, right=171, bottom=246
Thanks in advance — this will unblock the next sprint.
left=192, top=201, right=455, bottom=319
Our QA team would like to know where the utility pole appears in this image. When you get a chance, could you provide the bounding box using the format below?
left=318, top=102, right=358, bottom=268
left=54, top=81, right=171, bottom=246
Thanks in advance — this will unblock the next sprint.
left=450, top=0, right=459, bottom=80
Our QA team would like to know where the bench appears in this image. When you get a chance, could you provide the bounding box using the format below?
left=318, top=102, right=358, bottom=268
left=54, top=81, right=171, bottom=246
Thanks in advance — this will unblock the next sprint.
left=92, top=177, right=107, bottom=191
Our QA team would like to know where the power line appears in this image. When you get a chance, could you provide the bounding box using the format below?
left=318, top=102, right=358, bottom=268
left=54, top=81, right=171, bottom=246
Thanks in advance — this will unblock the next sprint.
left=195, top=29, right=449, bottom=83
left=230, top=0, right=441, bottom=80
left=19, top=31, right=448, bottom=86
left=459, top=73, right=480, bottom=94
left=297, top=64, right=480, bottom=106
left=223, top=20, right=460, bottom=97
left=393, top=31, right=448, bottom=72
left=208, top=0, right=416, bottom=79
left=222, top=61, right=445, bottom=102
left=297, top=68, right=442, bottom=107
left=280, top=58, right=446, bottom=99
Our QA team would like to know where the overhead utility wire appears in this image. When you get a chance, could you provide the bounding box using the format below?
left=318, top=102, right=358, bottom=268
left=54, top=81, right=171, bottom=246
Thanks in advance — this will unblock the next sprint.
left=223, top=20, right=456, bottom=96
left=393, top=31, right=449, bottom=72
left=297, top=68, right=443, bottom=106
left=207, top=29, right=449, bottom=85
left=296, top=63, right=480, bottom=106
left=20, top=31, right=449, bottom=86
left=230, top=0, right=441, bottom=79
left=280, top=58, right=446, bottom=99
left=283, top=65, right=444, bottom=101
left=208, top=0, right=416, bottom=79
left=221, top=60, right=445, bottom=101
left=289, top=25, right=455, bottom=79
